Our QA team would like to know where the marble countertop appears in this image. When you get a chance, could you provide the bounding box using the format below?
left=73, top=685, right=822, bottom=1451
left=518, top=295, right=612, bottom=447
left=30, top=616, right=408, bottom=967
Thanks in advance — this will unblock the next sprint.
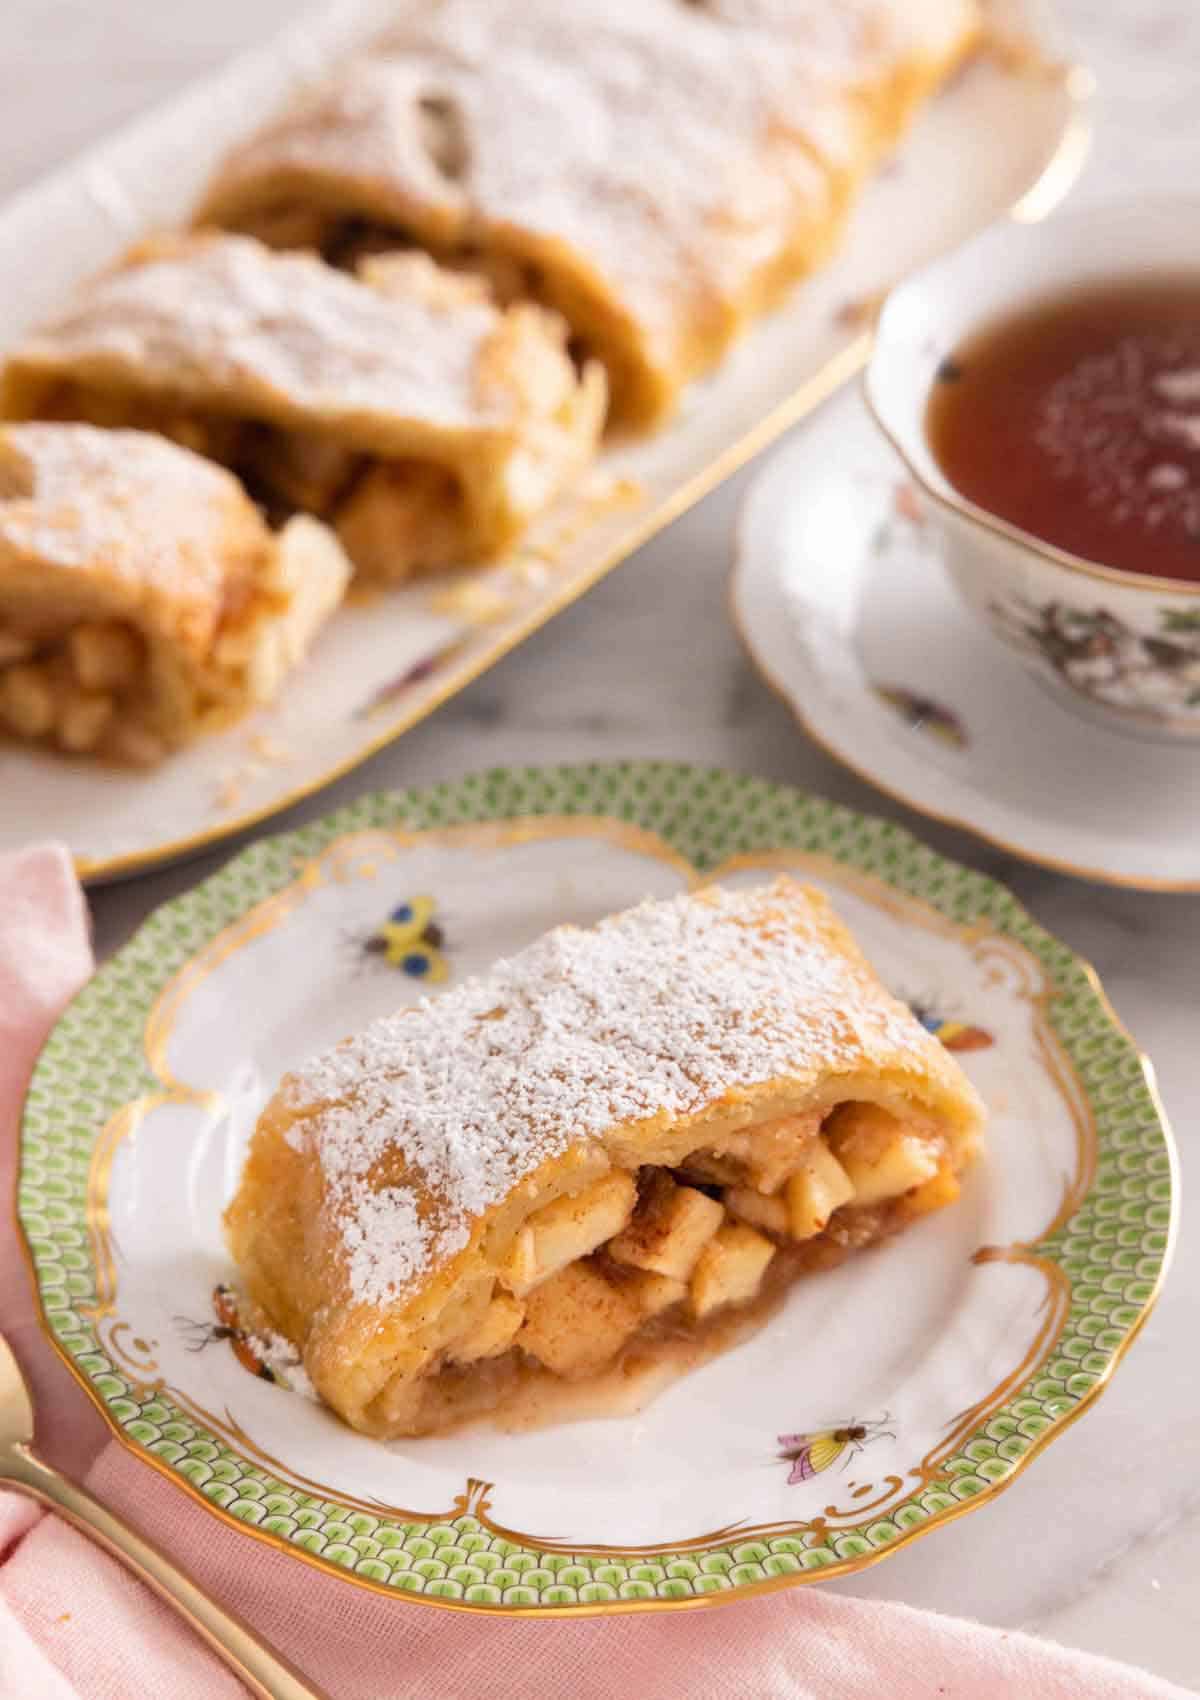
left=5, top=0, right=1199, bottom=1688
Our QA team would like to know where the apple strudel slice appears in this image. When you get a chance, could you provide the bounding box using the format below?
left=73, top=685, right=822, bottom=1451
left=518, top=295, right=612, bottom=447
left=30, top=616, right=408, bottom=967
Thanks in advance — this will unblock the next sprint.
left=226, top=877, right=985, bottom=1438
left=0, top=423, right=349, bottom=763
left=195, top=0, right=980, bottom=425
left=1, top=233, right=606, bottom=581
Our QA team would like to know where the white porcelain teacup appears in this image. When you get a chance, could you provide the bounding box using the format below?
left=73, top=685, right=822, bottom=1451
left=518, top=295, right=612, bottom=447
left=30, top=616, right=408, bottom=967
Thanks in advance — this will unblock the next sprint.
left=865, top=198, right=1200, bottom=742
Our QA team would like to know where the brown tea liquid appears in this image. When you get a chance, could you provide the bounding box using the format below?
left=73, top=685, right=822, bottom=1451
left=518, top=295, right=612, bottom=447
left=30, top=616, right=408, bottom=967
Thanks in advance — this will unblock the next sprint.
left=925, top=277, right=1200, bottom=582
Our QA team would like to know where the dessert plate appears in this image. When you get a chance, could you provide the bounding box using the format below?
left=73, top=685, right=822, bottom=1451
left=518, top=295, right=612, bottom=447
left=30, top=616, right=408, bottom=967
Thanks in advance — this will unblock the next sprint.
left=0, top=0, right=1090, bottom=882
left=733, top=386, right=1200, bottom=890
left=17, top=763, right=1176, bottom=1615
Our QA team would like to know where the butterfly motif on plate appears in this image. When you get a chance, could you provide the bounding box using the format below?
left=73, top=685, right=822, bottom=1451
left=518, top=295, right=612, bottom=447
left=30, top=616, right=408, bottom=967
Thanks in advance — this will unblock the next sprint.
left=874, top=685, right=968, bottom=750
left=777, top=1415, right=895, bottom=1485
left=908, top=1000, right=994, bottom=1054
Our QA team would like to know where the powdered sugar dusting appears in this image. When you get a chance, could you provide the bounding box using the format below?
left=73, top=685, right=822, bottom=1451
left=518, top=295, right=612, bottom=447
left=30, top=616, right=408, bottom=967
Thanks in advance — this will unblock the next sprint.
left=15, top=233, right=519, bottom=437
left=286, top=880, right=925, bottom=1309
left=209, top=0, right=975, bottom=360
left=0, top=422, right=263, bottom=651
left=339, top=1183, right=451, bottom=1309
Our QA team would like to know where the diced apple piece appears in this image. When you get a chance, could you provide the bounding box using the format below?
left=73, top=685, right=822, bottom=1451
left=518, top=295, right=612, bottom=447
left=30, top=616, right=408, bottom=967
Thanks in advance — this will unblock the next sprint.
left=724, top=1186, right=789, bottom=1237
left=499, top=1170, right=636, bottom=1298
left=244, top=427, right=359, bottom=514
left=826, top=1104, right=939, bottom=1207
left=689, top=1223, right=775, bottom=1319
left=518, top=1262, right=641, bottom=1377
left=67, top=621, right=142, bottom=691
left=360, top=250, right=492, bottom=310
left=57, top=688, right=114, bottom=753
left=0, top=662, right=54, bottom=736
left=619, top=1268, right=688, bottom=1319
left=843, top=1133, right=938, bottom=1206
left=499, top=1224, right=538, bottom=1296
left=107, top=722, right=167, bottom=766
left=448, top=1292, right=526, bottom=1364
left=607, top=1172, right=724, bottom=1281
left=334, top=461, right=467, bottom=580
left=903, top=1162, right=961, bottom=1219
left=785, top=1142, right=856, bottom=1240
left=676, top=1150, right=747, bottom=1188
left=743, top=1112, right=823, bottom=1194
left=0, top=631, right=34, bottom=666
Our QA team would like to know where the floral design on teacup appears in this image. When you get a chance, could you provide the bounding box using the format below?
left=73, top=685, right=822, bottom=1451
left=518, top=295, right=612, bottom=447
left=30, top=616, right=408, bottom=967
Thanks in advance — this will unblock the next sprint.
left=989, top=598, right=1200, bottom=722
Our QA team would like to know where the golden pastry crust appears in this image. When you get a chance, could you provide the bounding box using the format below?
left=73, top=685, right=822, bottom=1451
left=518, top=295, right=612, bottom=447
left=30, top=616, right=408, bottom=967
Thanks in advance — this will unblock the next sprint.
left=1, top=233, right=606, bottom=580
left=196, top=0, right=981, bottom=424
left=226, top=877, right=986, bottom=1436
left=0, top=423, right=348, bottom=761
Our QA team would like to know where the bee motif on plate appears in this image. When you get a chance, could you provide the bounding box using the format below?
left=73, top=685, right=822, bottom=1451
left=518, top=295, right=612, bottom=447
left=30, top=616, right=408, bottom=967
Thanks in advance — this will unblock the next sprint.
left=777, top=1416, right=895, bottom=1485
left=362, top=895, right=449, bottom=982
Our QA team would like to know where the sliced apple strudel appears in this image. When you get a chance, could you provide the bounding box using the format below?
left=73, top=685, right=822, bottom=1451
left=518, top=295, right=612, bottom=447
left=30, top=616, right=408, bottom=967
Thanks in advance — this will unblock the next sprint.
left=195, top=0, right=981, bottom=424
left=1, top=233, right=606, bottom=581
left=0, top=423, right=349, bottom=764
left=226, top=877, right=985, bottom=1437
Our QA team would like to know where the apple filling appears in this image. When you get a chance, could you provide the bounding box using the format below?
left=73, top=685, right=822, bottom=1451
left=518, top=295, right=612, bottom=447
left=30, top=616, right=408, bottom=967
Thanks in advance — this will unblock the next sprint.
left=232, top=207, right=638, bottom=418
left=231, top=209, right=549, bottom=335
left=24, top=379, right=476, bottom=584
left=0, top=616, right=168, bottom=763
left=0, top=509, right=347, bottom=764
left=368, top=1104, right=958, bottom=1434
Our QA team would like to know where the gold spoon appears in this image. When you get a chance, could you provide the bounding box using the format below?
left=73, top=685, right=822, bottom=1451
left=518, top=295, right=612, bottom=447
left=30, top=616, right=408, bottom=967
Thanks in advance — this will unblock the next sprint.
left=0, top=1330, right=331, bottom=1700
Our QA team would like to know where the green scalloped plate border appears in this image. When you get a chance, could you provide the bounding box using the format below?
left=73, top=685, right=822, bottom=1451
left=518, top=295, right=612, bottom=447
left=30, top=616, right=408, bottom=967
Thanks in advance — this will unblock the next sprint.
left=16, top=762, right=1179, bottom=1615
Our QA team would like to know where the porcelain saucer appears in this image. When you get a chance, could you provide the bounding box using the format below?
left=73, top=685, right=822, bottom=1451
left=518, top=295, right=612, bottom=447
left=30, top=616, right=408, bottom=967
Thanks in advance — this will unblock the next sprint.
left=733, top=386, right=1200, bottom=890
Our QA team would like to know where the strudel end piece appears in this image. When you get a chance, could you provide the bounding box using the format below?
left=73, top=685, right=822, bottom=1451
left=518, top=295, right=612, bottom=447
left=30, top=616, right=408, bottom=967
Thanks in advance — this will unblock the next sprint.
left=226, top=878, right=985, bottom=1437
left=1, top=233, right=606, bottom=580
left=0, top=423, right=349, bottom=763
left=195, top=0, right=981, bottom=424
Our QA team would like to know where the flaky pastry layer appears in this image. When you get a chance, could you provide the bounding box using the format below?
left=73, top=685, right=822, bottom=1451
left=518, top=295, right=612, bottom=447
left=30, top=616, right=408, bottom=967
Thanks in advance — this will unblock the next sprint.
left=197, top=0, right=981, bottom=424
left=1, top=234, right=605, bottom=581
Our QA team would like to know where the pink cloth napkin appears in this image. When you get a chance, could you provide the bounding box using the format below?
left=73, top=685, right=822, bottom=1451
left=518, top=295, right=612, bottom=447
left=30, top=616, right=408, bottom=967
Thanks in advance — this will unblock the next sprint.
left=0, top=842, right=1190, bottom=1700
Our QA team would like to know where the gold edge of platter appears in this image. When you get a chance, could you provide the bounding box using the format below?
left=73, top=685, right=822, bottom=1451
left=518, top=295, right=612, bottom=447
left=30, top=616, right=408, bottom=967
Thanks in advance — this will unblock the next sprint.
left=13, top=798, right=1180, bottom=1617
left=72, top=55, right=1095, bottom=886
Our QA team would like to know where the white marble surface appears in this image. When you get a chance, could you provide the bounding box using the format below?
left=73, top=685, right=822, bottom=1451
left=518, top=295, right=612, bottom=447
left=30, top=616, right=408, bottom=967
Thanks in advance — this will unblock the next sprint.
left=5, top=0, right=1200, bottom=1688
